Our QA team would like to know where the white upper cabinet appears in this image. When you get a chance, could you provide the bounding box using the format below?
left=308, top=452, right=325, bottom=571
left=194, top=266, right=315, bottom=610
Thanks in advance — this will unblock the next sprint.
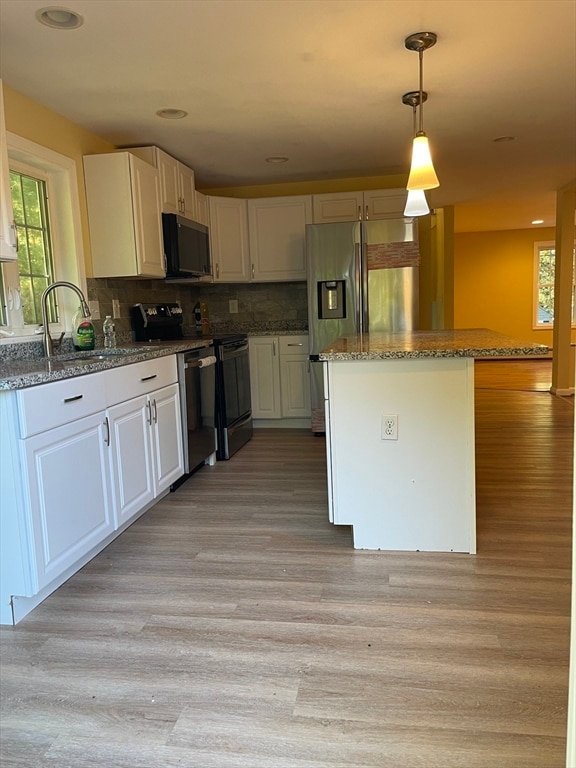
left=248, top=195, right=312, bottom=282
left=363, top=188, right=408, bottom=220
left=208, top=196, right=250, bottom=282
left=84, top=151, right=165, bottom=278
left=312, top=188, right=407, bottom=223
left=178, top=163, right=196, bottom=220
left=124, top=145, right=196, bottom=219
left=0, top=79, right=17, bottom=262
left=195, top=190, right=209, bottom=226
left=312, top=191, right=364, bottom=224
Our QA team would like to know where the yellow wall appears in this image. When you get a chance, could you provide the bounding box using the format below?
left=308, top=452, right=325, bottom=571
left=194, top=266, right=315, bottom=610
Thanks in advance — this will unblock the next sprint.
left=3, top=85, right=115, bottom=277
left=454, top=227, right=558, bottom=345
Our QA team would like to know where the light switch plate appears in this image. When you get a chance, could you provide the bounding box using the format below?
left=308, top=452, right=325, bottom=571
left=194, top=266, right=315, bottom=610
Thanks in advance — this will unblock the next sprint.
left=112, top=299, right=121, bottom=318
left=229, top=299, right=238, bottom=314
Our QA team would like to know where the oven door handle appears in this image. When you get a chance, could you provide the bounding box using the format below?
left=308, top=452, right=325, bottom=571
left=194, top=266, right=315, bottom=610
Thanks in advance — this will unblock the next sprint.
left=185, top=355, right=217, bottom=370
left=221, top=343, right=249, bottom=359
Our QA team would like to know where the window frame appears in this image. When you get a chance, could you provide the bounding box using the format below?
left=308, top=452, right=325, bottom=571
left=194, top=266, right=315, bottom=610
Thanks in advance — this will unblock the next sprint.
left=1, top=132, right=87, bottom=340
left=9, top=163, right=57, bottom=326
left=533, top=240, right=576, bottom=330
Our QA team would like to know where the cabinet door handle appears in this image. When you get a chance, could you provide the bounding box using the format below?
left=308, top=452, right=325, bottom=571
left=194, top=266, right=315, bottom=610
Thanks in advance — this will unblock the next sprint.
left=287, top=343, right=304, bottom=346
left=146, top=400, right=153, bottom=425
left=365, top=204, right=369, bottom=220
left=357, top=205, right=362, bottom=221
left=251, top=263, right=255, bottom=279
left=152, top=398, right=158, bottom=423
left=216, top=263, right=220, bottom=279
left=63, top=394, right=83, bottom=403
left=103, top=416, right=110, bottom=446
left=273, top=340, right=276, bottom=356
left=141, top=374, right=157, bottom=382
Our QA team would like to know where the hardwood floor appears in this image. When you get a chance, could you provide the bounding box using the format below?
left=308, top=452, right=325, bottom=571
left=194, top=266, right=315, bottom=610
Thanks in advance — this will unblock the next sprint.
left=1, top=359, right=573, bottom=767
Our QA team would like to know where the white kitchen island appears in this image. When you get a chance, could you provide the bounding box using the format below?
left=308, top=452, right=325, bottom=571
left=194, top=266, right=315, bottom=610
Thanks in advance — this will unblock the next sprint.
left=320, top=328, right=549, bottom=553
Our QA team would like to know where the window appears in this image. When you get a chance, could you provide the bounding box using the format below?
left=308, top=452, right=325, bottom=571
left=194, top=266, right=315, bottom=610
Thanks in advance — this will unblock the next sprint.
left=10, top=169, right=57, bottom=325
left=534, top=241, right=576, bottom=328
left=1, top=132, right=86, bottom=338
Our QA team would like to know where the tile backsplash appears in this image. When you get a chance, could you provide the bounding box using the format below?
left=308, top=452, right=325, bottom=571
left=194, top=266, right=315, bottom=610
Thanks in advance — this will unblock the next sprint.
left=87, top=277, right=308, bottom=340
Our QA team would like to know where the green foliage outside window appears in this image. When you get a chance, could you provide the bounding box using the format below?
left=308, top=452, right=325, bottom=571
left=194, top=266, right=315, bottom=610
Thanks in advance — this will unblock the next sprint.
left=537, top=245, right=576, bottom=326
left=537, top=247, right=555, bottom=323
left=10, top=170, right=56, bottom=324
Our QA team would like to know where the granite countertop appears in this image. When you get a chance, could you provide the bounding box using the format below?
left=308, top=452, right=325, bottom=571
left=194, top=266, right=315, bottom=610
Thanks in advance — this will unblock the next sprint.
left=0, top=340, right=211, bottom=391
left=318, top=328, right=551, bottom=361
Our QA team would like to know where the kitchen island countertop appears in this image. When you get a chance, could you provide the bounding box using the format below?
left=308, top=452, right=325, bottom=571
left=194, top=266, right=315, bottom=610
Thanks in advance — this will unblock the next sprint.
left=318, top=328, right=550, bottom=360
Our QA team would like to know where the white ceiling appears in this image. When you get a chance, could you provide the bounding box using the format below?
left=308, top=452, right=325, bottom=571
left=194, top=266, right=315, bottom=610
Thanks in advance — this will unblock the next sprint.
left=0, top=0, right=575, bottom=232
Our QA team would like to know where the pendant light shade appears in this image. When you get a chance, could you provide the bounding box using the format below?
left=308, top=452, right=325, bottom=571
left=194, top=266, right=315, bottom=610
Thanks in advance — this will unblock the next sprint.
left=407, top=134, right=439, bottom=191
left=403, top=188, right=430, bottom=217
left=404, top=32, right=440, bottom=192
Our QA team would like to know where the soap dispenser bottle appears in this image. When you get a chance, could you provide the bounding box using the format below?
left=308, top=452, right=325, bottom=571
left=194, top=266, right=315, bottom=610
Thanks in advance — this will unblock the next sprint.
left=72, top=306, right=95, bottom=351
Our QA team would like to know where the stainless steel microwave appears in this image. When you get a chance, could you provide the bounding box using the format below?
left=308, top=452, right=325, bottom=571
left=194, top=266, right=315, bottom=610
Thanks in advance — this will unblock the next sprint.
left=162, top=213, right=211, bottom=280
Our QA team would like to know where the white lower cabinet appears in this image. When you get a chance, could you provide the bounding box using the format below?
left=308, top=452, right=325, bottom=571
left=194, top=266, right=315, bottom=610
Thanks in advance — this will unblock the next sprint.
left=249, top=337, right=282, bottom=418
left=249, top=335, right=310, bottom=421
left=23, top=410, right=114, bottom=592
left=108, top=382, right=183, bottom=526
left=0, top=354, right=184, bottom=625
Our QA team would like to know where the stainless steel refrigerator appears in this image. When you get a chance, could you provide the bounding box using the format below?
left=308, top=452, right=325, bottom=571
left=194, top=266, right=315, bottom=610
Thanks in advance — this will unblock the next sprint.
left=306, top=218, right=420, bottom=433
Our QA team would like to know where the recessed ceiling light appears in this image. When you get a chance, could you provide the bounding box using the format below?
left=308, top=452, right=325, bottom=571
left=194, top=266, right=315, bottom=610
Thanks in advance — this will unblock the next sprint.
left=492, top=136, right=517, bottom=143
left=531, top=219, right=545, bottom=225
left=156, top=108, right=188, bottom=120
left=265, top=156, right=289, bottom=164
left=36, top=6, right=84, bottom=29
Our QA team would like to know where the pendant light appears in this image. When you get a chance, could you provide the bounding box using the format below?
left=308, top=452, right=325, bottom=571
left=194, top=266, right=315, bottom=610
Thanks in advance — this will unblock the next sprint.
left=404, top=31, right=439, bottom=191
left=402, top=91, right=430, bottom=216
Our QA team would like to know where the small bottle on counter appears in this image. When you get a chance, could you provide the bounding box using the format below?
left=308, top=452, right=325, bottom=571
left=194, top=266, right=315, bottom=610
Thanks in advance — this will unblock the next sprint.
left=103, top=315, right=116, bottom=349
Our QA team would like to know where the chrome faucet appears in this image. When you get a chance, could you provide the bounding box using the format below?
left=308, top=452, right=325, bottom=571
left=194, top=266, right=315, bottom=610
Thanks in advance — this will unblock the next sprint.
left=41, top=281, right=90, bottom=357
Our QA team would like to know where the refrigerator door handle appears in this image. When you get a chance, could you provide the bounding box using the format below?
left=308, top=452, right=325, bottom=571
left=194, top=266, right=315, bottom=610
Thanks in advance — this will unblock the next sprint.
left=360, top=240, right=369, bottom=333
left=354, top=241, right=363, bottom=332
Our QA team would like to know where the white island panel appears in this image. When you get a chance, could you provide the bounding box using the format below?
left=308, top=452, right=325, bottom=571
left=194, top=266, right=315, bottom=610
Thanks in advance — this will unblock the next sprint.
left=326, top=357, right=476, bottom=553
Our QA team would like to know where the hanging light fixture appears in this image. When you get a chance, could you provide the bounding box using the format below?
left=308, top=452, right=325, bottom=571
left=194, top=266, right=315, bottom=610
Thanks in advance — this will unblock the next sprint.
left=402, top=91, right=430, bottom=216
left=404, top=31, right=439, bottom=191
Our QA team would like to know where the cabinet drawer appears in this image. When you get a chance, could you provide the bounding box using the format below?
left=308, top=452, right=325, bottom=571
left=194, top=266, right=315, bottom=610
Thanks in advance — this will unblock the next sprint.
left=278, top=335, right=308, bottom=355
left=105, top=355, right=177, bottom=406
left=17, top=372, right=106, bottom=438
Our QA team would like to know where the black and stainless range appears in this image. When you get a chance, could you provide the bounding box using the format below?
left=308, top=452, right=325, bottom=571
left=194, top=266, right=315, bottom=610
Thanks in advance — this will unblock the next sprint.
left=215, top=333, right=252, bottom=460
left=130, top=302, right=252, bottom=462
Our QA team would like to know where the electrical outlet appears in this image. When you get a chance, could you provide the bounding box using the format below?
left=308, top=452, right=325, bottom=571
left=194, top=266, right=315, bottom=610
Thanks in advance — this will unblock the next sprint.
left=229, top=299, right=238, bottom=314
left=381, top=414, right=398, bottom=440
left=112, top=299, right=121, bottom=318
left=88, top=300, right=100, bottom=320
